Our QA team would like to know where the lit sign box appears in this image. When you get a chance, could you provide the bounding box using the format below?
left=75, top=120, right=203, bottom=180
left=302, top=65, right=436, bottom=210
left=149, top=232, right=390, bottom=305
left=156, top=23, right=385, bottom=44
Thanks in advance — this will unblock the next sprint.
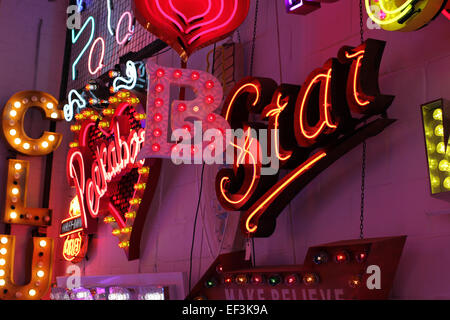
left=188, top=236, right=406, bottom=300
left=60, top=217, right=83, bottom=236
left=421, top=99, right=450, bottom=195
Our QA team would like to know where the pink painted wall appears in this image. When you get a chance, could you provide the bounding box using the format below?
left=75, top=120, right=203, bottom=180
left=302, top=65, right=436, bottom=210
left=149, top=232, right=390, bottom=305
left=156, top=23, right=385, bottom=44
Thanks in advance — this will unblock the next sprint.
left=1, top=0, right=449, bottom=300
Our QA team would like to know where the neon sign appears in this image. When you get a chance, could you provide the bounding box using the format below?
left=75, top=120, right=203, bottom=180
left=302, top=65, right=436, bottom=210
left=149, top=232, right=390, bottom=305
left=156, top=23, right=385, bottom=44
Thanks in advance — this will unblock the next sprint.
left=61, top=197, right=88, bottom=263
left=133, top=0, right=250, bottom=62
left=365, top=0, right=446, bottom=31
left=216, top=39, right=395, bottom=237
left=70, top=1, right=135, bottom=81
left=421, top=99, right=450, bottom=194
left=66, top=92, right=162, bottom=260
left=285, top=0, right=339, bottom=15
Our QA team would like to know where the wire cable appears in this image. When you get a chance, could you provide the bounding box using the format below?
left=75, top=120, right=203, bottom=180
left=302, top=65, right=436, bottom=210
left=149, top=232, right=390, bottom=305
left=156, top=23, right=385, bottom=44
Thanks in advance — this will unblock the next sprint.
left=188, top=163, right=206, bottom=292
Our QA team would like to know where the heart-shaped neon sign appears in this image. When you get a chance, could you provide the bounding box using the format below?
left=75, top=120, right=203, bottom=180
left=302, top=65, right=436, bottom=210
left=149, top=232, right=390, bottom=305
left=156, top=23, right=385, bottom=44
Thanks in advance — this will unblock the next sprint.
left=66, top=96, right=161, bottom=260
left=133, top=0, right=250, bottom=61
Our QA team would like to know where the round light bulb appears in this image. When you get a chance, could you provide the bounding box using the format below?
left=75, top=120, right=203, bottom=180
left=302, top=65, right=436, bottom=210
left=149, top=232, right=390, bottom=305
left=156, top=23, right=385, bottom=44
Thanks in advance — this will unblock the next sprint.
left=433, top=108, right=443, bottom=121
left=51, top=112, right=58, bottom=119
left=14, top=101, right=21, bottom=108
left=14, top=163, right=21, bottom=170
left=0, top=269, right=5, bottom=276
left=37, top=270, right=44, bottom=278
left=437, top=142, right=445, bottom=154
left=435, top=125, right=444, bottom=137
left=0, top=259, right=5, bottom=266
left=431, top=175, right=440, bottom=188
left=10, top=212, right=17, bottom=219
left=28, top=289, right=36, bottom=297
left=439, top=160, right=449, bottom=172
left=444, top=177, right=450, bottom=189
left=429, top=158, right=438, bottom=170
left=39, top=240, right=46, bottom=248
left=46, top=102, right=54, bottom=109
left=0, top=248, right=6, bottom=255
left=23, top=143, right=30, bottom=150
left=0, top=279, right=5, bottom=286
left=11, top=188, right=19, bottom=195
left=9, top=129, right=16, bottom=136
left=14, top=138, right=21, bottom=145
left=48, top=135, right=55, bottom=142
left=42, top=141, right=48, bottom=148
left=0, top=237, right=7, bottom=244
left=9, top=110, right=17, bottom=117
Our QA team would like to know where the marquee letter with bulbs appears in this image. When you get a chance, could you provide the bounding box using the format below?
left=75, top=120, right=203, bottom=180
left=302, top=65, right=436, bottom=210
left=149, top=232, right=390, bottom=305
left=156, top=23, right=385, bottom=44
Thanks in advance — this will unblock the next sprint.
left=421, top=99, right=450, bottom=194
left=0, top=90, right=61, bottom=300
left=2, top=91, right=63, bottom=156
left=138, top=62, right=231, bottom=161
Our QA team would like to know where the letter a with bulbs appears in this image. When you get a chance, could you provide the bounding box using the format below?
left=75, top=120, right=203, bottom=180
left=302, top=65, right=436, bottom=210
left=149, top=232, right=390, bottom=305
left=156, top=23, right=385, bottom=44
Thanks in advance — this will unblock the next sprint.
left=0, top=90, right=63, bottom=300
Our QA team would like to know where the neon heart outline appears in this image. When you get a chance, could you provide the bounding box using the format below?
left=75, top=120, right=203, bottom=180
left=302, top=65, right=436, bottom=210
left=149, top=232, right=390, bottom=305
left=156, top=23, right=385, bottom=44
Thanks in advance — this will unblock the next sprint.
left=134, top=0, right=250, bottom=61
left=70, top=102, right=162, bottom=260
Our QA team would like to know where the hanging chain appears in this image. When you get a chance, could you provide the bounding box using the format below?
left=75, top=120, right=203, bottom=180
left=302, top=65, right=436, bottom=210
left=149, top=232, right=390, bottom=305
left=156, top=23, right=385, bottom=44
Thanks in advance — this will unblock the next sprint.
left=359, top=0, right=365, bottom=239
left=249, top=0, right=259, bottom=77
left=359, top=0, right=365, bottom=43
left=360, top=140, right=366, bottom=239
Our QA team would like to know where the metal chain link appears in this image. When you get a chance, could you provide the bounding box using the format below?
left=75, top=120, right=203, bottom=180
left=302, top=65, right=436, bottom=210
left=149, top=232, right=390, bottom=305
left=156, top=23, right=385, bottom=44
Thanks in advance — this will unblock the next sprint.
left=359, top=0, right=365, bottom=239
left=359, top=0, right=365, bottom=43
left=360, top=140, right=366, bottom=239
left=249, top=0, right=259, bottom=77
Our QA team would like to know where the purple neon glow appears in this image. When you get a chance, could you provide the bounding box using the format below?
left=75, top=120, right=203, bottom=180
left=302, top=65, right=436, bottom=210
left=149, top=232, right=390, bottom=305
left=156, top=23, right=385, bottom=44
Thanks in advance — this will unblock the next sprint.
left=288, top=0, right=304, bottom=12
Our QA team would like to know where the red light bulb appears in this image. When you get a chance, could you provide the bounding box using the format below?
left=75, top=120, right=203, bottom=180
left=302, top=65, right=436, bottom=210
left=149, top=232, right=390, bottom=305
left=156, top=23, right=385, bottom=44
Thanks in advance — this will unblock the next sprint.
left=224, top=276, right=233, bottom=285
left=182, top=125, right=191, bottom=133
left=155, top=84, right=164, bottom=93
left=152, top=144, right=160, bottom=152
left=335, top=250, right=349, bottom=263
left=207, top=113, right=216, bottom=122
left=173, top=70, right=182, bottom=79
left=154, top=98, right=164, bottom=108
left=153, top=113, right=163, bottom=122
left=356, top=252, right=367, bottom=263
left=286, top=274, right=298, bottom=286
left=153, top=128, right=162, bottom=137
left=251, top=274, right=263, bottom=285
left=205, top=96, right=214, bottom=104
left=177, top=103, right=187, bottom=112
left=205, top=80, right=214, bottom=89
left=191, top=72, right=200, bottom=81
left=156, top=69, right=165, bottom=78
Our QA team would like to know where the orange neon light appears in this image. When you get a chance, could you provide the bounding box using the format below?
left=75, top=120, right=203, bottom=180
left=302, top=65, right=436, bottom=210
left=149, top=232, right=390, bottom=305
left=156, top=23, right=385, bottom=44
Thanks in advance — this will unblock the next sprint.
left=225, top=83, right=260, bottom=121
left=345, top=50, right=370, bottom=107
left=62, top=233, right=83, bottom=261
left=299, top=69, right=336, bottom=141
left=265, top=93, right=292, bottom=162
left=245, top=151, right=327, bottom=233
left=220, top=128, right=258, bottom=205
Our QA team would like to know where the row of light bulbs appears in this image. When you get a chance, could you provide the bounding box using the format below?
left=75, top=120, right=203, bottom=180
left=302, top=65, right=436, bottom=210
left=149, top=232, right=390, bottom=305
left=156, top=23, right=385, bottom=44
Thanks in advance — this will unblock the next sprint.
left=0, top=236, right=48, bottom=297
